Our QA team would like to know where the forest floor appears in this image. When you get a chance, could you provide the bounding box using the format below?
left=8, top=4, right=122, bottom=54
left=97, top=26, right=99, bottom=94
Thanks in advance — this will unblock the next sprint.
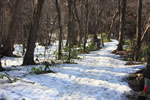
left=0, top=39, right=145, bottom=100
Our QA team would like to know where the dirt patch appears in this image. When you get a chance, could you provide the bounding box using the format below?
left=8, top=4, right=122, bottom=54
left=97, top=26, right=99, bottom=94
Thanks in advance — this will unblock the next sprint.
left=127, top=69, right=145, bottom=100
left=112, top=50, right=146, bottom=100
left=112, top=50, right=129, bottom=56
left=125, top=61, right=143, bottom=65
left=112, top=50, right=133, bottom=61
left=112, top=50, right=144, bottom=65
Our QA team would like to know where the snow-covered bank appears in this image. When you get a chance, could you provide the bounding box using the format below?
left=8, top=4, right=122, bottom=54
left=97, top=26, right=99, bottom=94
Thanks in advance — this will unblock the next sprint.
left=0, top=39, right=145, bottom=100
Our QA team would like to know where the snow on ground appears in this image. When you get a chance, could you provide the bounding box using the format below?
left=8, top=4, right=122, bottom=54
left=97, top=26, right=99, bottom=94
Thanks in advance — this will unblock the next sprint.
left=0, top=39, right=145, bottom=100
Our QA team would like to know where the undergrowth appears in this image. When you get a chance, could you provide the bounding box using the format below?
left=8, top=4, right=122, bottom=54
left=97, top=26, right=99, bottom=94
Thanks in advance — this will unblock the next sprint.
left=0, top=72, right=16, bottom=83
left=124, top=43, right=148, bottom=62
left=53, top=46, right=80, bottom=61
left=99, top=32, right=110, bottom=42
left=30, top=61, right=54, bottom=74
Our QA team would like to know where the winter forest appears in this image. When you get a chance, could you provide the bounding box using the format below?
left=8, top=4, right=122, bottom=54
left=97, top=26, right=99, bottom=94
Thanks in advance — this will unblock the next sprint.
left=0, top=0, right=150, bottom=100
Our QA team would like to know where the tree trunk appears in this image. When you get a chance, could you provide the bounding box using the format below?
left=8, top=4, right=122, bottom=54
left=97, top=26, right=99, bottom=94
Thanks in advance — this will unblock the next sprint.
left=78, top=0, right=84, bottom=46
left=116, top=0, right=127, bottom=51
left=83, top=0, right=89, bottom=52
left=107, top=10, right=119, bottom=39
left=68, top=0, right=73, bottom=61
left=22, top=24, right=27, bottom=55
left=56, top=0, right=63, bottom=60
left=0, top=58, right=4, bottom=71
left=101, top=33, right=104, bottom=48
left=23, top=0, right=44, bottom=65
left=48, top=16, right=58, bottom=45
left=118, top=0, right=121, bottom=21
left=73, top=0, right=82, bottom=46
left=144, top=34, right=150, bottom=79
left=1, top=0, right=23, bottom=56
left=135, top=0, right=142, bottom=61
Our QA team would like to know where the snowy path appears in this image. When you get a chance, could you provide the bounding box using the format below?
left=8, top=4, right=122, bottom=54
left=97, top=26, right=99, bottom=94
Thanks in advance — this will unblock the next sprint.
left=0, top=40, right=145, bottom=100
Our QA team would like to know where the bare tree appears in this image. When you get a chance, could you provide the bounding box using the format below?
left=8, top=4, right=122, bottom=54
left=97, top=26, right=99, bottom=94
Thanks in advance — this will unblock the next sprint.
left=0, top=0, right=23, bottom=56
left=144, top=33, right=150, bottom=79
left=83, top=0, right=89, bottom=52
left=107, top=9, right=119, bottom=39
left=23, top=0, right=44, bottom=65
left=68, top=0, right=73, bottom=61
left=73, top=0, right=82, bottom=46
left=116, top=0, right=127, bottom=51
left=135, top=0, right=143, bottom=61
left=56, top=0, right=63, bottom=60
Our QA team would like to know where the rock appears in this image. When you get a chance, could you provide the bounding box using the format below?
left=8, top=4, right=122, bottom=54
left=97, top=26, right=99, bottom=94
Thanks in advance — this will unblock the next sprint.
left=138, top=91, right=147, bottom=100
left=139, top=77, right=144, bottom=91
left=128, top=74, right=137, bottom=80
left=146, top=95, right=150, bottom=100
left=138, top=95, right=147, bottom=100
left=145, top=78, right=150, bottom=94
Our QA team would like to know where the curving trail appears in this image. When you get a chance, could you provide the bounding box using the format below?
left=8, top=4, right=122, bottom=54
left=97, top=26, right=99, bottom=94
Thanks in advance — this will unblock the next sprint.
left=0, top=40, right=144, bottom=100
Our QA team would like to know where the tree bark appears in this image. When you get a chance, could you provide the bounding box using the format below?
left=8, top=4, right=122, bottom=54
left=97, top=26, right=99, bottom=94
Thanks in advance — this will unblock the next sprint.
left=135, top=0, right=142, bottom=61
left=0, top=58, right=5, bottom=71
left=118, top=0, right=121, bottom=22
left=101, top=33, right=104, bottom=48
left=73, top=0, right=82, bottom=46
left=48, top=16, right=58, bottom=45
left=23, top=0, right=44, bottom=65
left=79, top=0, right=84, bottom=46
left=68, top=0, right=73, bottom=61
left=1, top=0, right=23, bottom=56
left=144, top=33, right=150, bottom=79
left=83, top=0, right=89, bottom=52
left=116, top=0, right=127, bottom=51
left=56, top=0, right=63, bottom=60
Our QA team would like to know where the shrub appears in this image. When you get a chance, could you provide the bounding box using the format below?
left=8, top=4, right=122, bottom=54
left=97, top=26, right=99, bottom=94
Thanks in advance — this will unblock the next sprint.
left=31, top=67, right=42, bottom=74
left=0, top=72, right=14, bottom=83
left=99, top=32, right=111, bottom=42
left=78, top=47, right=89, bottom=54
left=63, top=46, right=69, bottom=52
left=124, top=39, right=131, bottom=45
left=125, top=44, right=148, bottom=62
left=138, top=45, right=148, bottom=62
left=53, top=46, right=80, bottom=61
left=31, top=61, right=52, bottom=74
left=42, top=61, right=51, bottom=71
left=70, top=47, right=79, bottom=59
left=87, top=42, right=97, bottom=51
